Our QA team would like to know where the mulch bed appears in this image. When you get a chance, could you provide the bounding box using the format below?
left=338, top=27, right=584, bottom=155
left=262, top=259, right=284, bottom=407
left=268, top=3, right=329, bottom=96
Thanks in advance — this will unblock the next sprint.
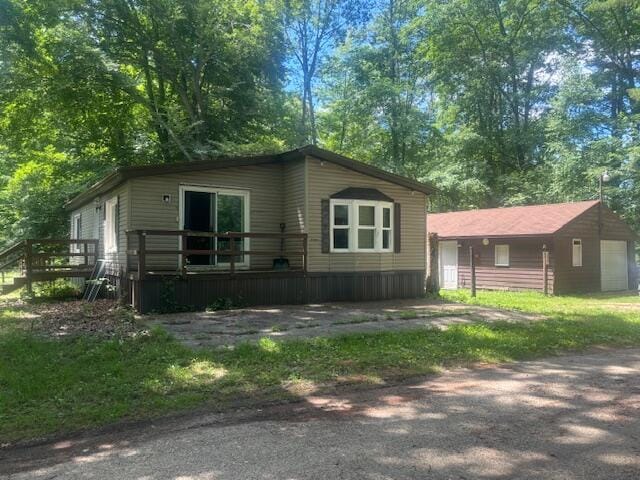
left=6, top=299, right=145, bottom=338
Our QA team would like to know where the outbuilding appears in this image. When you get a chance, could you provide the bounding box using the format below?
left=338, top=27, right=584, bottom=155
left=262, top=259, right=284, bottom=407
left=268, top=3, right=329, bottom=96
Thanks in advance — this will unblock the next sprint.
left=428, top=200, right=638, bottom=294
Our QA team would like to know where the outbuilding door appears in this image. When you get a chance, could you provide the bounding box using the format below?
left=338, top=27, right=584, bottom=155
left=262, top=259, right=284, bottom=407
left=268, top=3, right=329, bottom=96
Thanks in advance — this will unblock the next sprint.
left=600, top=240, right=628, bottom=291
left=439, top=241, right=458, bottom=289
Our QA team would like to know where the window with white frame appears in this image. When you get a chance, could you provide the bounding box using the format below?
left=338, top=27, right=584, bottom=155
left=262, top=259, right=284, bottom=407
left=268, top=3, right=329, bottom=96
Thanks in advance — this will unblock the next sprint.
left=495, top=244, right=510, bottom=266
left=572, top=238, right=582, bottom=267
left=71, top=213, right=82, bottom=253
left=330, top=200, right=393, bottom=252
left=104, top=197, right=118, bottom=254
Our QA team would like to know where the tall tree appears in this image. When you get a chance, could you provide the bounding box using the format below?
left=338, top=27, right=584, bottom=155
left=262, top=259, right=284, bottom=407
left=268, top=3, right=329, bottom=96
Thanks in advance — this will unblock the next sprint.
left=418, top=0, right=567, bottom=203
left=284, top=0, right=368, bottom=144
left=319, top=0, right=436, bottom=177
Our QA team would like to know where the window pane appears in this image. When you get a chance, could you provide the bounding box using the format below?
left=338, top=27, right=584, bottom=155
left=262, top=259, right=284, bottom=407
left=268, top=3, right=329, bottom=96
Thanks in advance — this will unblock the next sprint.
left=217, top=195, right=244, bottom=232
left=217, top=194, right=245, bottom=263
left=334, top=205, right=349, bottom=226
left=333, top=228, right=349, bottom=249
left=383, top=208, right=391, bottom=228
left=358, top=229, right=375, bottom=249
left=382, top=230, right=390, bottom=249
left=359, top=206, right=375, bottom=226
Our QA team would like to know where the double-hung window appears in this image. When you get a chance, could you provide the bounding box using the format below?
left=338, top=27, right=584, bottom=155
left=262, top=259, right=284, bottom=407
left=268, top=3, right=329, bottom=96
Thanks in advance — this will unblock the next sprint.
left=330, top=200, right=393, bottom=252
left=494, top=244, right=510, bottom=267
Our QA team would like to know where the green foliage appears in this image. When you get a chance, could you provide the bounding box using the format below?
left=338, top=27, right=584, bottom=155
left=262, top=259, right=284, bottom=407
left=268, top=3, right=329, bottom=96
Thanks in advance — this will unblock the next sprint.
left=32, top=279, right=81, bottom=301
left=1, top=0, right=639, bottom=246
left=206, top=296, right=246, bottom=312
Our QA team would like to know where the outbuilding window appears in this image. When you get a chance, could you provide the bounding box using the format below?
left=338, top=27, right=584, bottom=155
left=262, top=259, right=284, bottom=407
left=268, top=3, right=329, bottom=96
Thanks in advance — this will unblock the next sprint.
left=495, top=244, right=510, bottom=267
left=572, top=238, right=582, bottom=267
left=330, top=199, right=393, bottom=252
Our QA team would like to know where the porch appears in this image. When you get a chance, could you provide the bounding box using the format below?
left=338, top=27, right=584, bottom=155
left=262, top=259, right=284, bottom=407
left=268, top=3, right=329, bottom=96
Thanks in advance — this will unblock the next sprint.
left=126, top=229, right=424, bottom=313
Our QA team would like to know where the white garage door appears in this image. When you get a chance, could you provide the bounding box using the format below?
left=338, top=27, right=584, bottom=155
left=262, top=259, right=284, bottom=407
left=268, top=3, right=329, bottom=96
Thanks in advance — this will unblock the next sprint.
left=600, top=240, right=628, bottom=291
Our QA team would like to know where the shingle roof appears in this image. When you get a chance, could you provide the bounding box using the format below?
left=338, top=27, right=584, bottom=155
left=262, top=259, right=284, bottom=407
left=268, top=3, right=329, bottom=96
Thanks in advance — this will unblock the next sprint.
left=428, top=200, right=601, bottom=238
left=66, top=145, right=435, bottom=210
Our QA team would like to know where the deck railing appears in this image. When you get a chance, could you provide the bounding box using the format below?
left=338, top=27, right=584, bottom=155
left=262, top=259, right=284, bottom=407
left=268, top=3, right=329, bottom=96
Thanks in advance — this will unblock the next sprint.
left=126, top=229, right=308, bottom=279
left=0, top=239, right=99, bottom=292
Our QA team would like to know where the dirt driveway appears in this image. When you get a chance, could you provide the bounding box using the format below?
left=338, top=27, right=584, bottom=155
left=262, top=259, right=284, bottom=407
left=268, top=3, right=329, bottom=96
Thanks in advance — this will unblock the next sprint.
left=144, top=298, right=543, bottom=347
left=3, top=348, right=639, bottom=479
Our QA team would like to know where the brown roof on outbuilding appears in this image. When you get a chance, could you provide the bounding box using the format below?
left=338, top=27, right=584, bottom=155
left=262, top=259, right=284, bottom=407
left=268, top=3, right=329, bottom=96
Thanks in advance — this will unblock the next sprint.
left=428, top=200, right=603, bottom=239
left=66, top=145, right=435, bottom=210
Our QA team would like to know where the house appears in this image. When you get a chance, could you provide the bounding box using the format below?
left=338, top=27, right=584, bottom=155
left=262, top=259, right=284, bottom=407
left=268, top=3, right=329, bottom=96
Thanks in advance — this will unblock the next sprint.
left=428, top=200, right=638, bottom=294
left=66, top=145, right=434, bottom=312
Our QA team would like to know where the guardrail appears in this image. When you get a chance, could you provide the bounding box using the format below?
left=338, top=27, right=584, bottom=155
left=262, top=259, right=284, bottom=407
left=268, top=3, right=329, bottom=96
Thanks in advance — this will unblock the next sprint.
left=126, top=229, right=308, bottom=279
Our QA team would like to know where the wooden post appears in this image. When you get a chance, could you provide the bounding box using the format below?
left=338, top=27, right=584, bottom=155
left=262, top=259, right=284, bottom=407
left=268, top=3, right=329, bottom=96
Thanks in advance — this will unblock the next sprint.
left=180, top=232, right=187, bottom=277
left=229, top=233, right=236, bottom=275
left=303, top=234, right=308, bottom=273
left=470, top=244, right=476, bottom=298
left=425, top=233, right=440, bottom=294
left=83, top=241, right=88, bottom=267
left=138, top=232, right=146, bottom=280
left=542, top=244, right=549, bottom=295
left=25, top=239, right=33, bottom=294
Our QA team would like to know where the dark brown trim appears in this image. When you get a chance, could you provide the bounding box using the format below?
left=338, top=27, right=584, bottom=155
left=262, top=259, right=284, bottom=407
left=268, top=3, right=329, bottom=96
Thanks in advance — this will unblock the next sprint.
left=330, top=187, right=394, bottom=202
left=66, top=145, right=435, bottom=211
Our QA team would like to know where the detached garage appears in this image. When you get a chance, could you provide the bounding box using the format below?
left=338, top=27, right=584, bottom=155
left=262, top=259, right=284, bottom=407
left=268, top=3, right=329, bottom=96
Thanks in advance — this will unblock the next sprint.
left=428, top=200, right=638, bottom=294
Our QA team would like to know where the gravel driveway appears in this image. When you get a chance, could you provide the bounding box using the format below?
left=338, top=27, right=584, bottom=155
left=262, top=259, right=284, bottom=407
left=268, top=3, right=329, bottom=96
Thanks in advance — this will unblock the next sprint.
left=144, top=298, right=543, bottom=347
left=4, top=348, right=639, bottom=479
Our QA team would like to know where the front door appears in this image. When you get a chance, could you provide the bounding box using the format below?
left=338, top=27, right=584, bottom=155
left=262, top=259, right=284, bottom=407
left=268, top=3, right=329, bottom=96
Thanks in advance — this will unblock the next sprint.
left=439, top=241, right=458, bottom=289
left=181, top=187, right=249, bottom=268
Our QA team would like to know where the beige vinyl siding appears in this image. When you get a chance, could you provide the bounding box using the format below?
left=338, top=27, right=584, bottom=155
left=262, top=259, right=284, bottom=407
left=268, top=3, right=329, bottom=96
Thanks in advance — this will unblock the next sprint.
left=306, top=155, right=426, bottom=272
left=69, top=183, right=128, bottom=272
left=282, top=159, right=307, bottom=269
left=69, top=202, right=98, bottom=267
left=128, top=163, right=285, bottom=271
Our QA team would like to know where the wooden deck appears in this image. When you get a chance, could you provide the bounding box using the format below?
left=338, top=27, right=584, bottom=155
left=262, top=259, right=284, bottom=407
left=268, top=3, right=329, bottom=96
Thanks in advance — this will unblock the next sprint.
left=0, top=239, right=99, bottom=294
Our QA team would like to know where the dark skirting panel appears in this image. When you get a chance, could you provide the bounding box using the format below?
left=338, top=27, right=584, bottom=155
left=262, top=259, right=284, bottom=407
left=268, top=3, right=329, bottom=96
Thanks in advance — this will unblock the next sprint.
left=131, top=270, right=425, bottom=314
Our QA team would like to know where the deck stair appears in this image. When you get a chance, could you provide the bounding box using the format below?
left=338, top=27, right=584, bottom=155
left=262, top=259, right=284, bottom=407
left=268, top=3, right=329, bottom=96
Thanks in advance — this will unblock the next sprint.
left=0, top=238, right=99, bottom=295
left=1, top=276, right=27, bottom=295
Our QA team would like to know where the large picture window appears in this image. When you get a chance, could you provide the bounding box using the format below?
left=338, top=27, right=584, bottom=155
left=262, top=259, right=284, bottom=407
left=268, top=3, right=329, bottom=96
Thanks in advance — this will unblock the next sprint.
left=330, top=200, right=393, bottom=252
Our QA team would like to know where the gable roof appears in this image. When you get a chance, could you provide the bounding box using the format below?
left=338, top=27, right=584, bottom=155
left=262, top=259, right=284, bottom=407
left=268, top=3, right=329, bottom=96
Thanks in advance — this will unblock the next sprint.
left=66, top=145, right=435, bottom=210
left=428, top=200, right=605, bottom=239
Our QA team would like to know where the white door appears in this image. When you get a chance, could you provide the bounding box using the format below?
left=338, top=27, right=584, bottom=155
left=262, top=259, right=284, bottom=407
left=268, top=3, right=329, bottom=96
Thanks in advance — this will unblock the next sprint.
left=600, top=240, right=628, bottom=291
left=439, top=241, right=458, bottom=289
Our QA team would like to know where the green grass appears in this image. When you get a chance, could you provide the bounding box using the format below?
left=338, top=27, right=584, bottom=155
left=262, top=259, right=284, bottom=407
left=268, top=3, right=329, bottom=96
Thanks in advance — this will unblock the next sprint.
left=1, top=291, right=640, bottom=444
left=440, top=289, right=640, bottom=315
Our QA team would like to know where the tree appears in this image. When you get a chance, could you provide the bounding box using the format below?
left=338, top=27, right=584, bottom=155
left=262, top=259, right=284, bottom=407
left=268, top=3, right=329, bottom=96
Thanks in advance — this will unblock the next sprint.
left=284, top=0, right=368, bottom=144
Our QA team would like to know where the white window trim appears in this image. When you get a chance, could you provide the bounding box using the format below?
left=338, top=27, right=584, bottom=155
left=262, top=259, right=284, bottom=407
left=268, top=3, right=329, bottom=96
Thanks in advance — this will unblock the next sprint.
left=104, top=197, right=118, bottom=254
left=330, top=201, right=351, bottom=252
left=572, top=238, right=583, bottom=267
left=178, top=185, right=251, bottom=270
left=330, top=199, right=393, bottom=253
left=495, top=244, right=510, bottom=267
left=71, top=213, right=81, bottom=253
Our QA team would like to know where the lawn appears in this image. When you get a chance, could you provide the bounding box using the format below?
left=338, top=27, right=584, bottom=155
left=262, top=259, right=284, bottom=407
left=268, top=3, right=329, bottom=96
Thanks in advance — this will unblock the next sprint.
left=2, top=290, right=640, bottom=445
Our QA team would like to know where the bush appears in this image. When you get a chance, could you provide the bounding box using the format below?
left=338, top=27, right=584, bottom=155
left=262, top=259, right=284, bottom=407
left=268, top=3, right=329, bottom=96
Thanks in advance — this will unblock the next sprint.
left=33, top=279, right=81, bottom=300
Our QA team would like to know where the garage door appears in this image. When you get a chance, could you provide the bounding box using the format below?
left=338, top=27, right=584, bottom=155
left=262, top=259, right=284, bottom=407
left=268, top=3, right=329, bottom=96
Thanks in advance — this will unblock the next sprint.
left=600, top=240, right=628, bottom=291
